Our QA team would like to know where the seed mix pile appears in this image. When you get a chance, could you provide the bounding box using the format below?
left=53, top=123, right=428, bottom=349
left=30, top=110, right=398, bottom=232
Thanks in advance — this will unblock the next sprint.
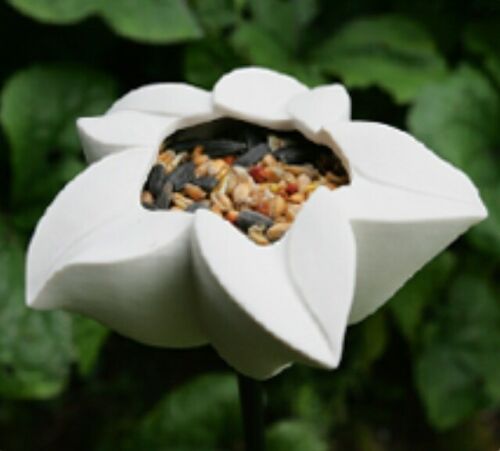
left=141, top=119, right=349, bottom=245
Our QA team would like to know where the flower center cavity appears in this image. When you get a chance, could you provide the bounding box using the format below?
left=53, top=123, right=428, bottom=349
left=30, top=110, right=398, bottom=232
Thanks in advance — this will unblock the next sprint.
left=141, top=119, right=349, bottom=245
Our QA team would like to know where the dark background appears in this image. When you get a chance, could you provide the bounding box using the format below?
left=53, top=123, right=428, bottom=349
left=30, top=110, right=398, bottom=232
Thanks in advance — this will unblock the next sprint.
left=0, top=1, right=499, bottom=450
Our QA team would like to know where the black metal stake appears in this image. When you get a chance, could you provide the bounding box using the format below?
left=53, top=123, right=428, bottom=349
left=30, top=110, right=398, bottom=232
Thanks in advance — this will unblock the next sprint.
left=237, top=373, right=266, bottom=451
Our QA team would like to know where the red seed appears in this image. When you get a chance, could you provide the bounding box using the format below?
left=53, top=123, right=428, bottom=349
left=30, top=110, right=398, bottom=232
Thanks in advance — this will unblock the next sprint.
left=249, top=165, right=267, bottom=183
left=224, top=155, right=236, bottom=165
left=286, top=182, right=298, bottom=195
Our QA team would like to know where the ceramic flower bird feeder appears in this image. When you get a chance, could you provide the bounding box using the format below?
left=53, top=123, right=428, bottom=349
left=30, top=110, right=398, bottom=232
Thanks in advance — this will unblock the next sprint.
left=26, top=67, right=487, bottom=379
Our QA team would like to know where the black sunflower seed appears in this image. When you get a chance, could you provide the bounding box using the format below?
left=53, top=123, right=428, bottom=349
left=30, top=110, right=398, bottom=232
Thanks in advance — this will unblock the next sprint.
left=202, top=139, right=247, bottom=156
left=165, top=138, right=247, bottom=156
left=145, top=164, right=168, bottom=197
left=165, top=118, right=233, bottom=146
left=155, top=181, right=173, bottom=209
left=243, top=127, right=266, bottom=149
left=273, top=145, right=313, bottom=165
left=168, top=161, right=196, bottom=191
left=235, top=210, right=274, bottom=232
left=191, top=175, right=218, bottom=192
left=166, top=139, right=199, bottom=152
left=234, top=143, right=270, bottom=167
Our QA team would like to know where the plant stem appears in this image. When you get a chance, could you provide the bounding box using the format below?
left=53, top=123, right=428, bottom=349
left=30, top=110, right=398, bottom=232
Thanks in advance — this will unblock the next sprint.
left=237, top=373, right=266, bottom=451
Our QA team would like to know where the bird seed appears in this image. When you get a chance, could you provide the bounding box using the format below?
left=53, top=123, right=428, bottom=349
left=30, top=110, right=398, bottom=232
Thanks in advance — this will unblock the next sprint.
left=141, top=119, right=349, bottom=245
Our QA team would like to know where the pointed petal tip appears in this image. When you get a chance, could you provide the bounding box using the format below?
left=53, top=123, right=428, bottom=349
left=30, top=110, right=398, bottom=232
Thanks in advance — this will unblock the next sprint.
left=25, top=287, right=38, bottom=309
left=192, top=209, right=337, bottom=373
left=288, top=187, right=355, bottom=364
left=468, top=189, right=489, bottom=221
left=323, top=121, right=489, bottom=209
left=26, top=147, right=149, bottom=307
left=26, top=147, right=206, bottom=348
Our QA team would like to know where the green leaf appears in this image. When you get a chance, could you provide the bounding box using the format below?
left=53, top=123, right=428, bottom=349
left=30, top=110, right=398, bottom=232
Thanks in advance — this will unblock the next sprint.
left=230, top=23, right=326, bottom=86
left=346, top=310, right=388, bottom=371
left=0, top=64, right=117, bottom=209
left=408, top=65, right=500, bottom=256
left=390, top=252, right=456, bottom=342
left=313, top=14, right=448, bottom=103
left=184, top=39, right=243, bottom=89
left=408, top=65, right=500, bottom=186
left=6, top=0, right=98, bottom=24
left=191, top=0, right=238, bottom=33
left=100, top=0, right=202, bottom=44
left=231, top=23, right=294, bottom=71
left=0, top=222, right=73, bottom=399
left=467, top=185, right=500, bottom=259
left=416, top=274, right=500, bottom=429
left=7, top=0, right=201, bottom=44
left=249, top=0, right=299, bottom=53
left=72, top=316, right=109, bottom=377
left=312, top=311, right=388, bottom=419
left=290, top=385, right=330, bottom=433
left=266, top=420, right=328, bottom=451
left=292, top=0, right=319, bottom=30
left=249, top=0, right=319, bottom=55
left=465, top=21, right=500, bottom=86
left=127, top=373, right=241, bottom=450
left=249, top=0, right=318, bottom=33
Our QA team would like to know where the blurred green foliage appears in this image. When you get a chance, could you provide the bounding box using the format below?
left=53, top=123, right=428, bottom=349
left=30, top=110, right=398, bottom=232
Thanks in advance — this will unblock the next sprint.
left=1, top=65, right=117, bottom=226
left=0, top=0, right=498, bottom=449
left=312, top=14, right=448, bottom=103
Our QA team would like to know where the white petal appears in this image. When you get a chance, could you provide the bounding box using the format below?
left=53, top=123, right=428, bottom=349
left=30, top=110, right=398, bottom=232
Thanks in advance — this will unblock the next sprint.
left=77, top=111, right=177, bottom=163
left=287, top=188, right=356, bottom=365
left=27, top=147, right=206, bottom=348
left=288, top=84, right=351, bottom=135
left=332, top=177, right=487, bottom=323
left=191, top=210, right=334, bottom=379
left=108, top=83, right=214, bottom=119
left=323, top=121, right=484, bottom=207
left=213, top=67, right=308, bottom=129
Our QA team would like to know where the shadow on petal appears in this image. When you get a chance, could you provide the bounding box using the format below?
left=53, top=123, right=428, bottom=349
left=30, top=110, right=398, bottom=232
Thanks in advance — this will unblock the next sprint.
left=324, top=121, right=484, bottom=207
left=287, top=187, right=356, bottom=366
left=27, top=148, right=207, bottom=348
left=191, top=209, right=334, bottom=379
left=332, top=177, right=487, bottom=323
